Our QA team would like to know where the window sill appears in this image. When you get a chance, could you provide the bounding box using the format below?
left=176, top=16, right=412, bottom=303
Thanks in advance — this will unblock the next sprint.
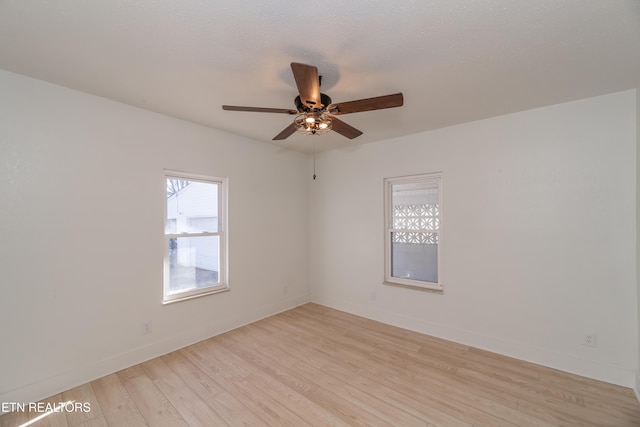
left=383, top=280, right=443, bottom=294
left=163, top=286, right=229, bottom=305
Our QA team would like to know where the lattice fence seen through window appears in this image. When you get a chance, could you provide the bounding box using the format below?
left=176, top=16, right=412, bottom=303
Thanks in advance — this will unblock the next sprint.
left=392, top=204, right=439, bottom=244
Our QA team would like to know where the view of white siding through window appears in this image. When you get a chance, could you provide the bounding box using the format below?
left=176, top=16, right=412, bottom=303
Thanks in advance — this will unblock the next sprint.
left=390, top=178, right=440, bottom=284
left=166, top=178, right=220, bottom=294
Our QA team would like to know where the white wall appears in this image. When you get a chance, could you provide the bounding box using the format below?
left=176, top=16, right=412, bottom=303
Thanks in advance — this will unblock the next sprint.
left=0, top=69, right=310, bottom=404
left=309, top=90, right=638, bottom=386
left=636, top=87, right=640, bottom=397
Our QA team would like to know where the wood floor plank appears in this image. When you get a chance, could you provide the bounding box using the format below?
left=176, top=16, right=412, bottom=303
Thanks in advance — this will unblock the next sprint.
left=0, top=407, right=29, bottom=427
left=2, top=303, right=639, bottom=426
left=61, top=383, right=105, bottom=426
left=357, top=363, right=517, bottom=426
left=184, top=332, right=339, bottom=426
left=90, top=374, right=148, bottom=427
left=467, top=346, right=542, bottom=375
left=583, top=392, right=640, bottom=420
left=181, top=344, right=312, bottom=427
left=140, top=359, right=230, bottom=427
left=66, top=417, right=108, bottom=427
left=539, top=366, right=636, bottom=398
left=270, top=321, right=371, bottom=372
left=160, top=351, right=225, bottom=401
left=304, top=368, right=432, bottom=426
left=411, top=372, right=555, bottom=427
left=117, top=367, right=188, bottom=427
left=204, top=391, right=265, bottom=426
left=239, top=324, right=331, bottom=370
left=456, top=366, right=585, bottom=407
left=160, top=350, right=265, bottom=426
left=223, top=377, right=313, bottom=427
left=24, top=394, right=69, bottom=427
left=517, top=396, right=607, bottom=427
left=306, top=384, right=396, bottom=427
left=244, top=371, right=349, bottom=427
left=323, top=362, right=473, bottom=427
left=216, top=330, right=320, bottom=396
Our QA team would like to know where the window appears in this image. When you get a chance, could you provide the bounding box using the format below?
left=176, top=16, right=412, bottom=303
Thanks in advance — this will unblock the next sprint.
left=384, top=173, right=442, bottom=291
left=164, top=171, right=228, bottom=303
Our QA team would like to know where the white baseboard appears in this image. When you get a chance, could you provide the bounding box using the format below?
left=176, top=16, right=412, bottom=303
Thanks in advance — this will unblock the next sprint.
left=0, top=294, right=310, bottom=414
left=634, top=373, right=640, bottom=403
left=312, top=296, right=636, bottom=388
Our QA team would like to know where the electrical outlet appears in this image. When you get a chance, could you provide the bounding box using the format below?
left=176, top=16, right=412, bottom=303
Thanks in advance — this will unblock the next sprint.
left=142, top=321, right=152, bottom=335
left=583, top=332, right=596, bottom=347
left=370, top=291, right=377, bottom=301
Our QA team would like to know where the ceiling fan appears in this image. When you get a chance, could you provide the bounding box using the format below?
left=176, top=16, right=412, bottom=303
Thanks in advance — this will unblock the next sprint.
left=222, top=62, right=403, bottom=141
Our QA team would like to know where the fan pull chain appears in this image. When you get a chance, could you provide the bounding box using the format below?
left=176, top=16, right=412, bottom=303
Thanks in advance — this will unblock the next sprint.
left=313, top=140, right=317, bottom=180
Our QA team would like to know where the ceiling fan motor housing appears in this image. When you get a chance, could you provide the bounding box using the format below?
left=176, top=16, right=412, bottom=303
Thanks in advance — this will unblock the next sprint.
left=295, top=93, right=332, bottom=112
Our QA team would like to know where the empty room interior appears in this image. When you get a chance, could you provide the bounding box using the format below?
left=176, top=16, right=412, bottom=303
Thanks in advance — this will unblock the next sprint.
left=1, top=1, right=640, bottom=426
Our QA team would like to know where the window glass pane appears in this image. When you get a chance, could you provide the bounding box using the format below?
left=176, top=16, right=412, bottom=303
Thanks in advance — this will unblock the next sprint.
left=392, top=204, right=440, bottom=230
left=391, top=180, right=438, bottom=207
left=387, top=174, right=441, bottom=286
left=166, top=179, right=218, bottom=233
left=391, top=232, right=438, bottom=283
left=168, top=235, right=220, bottom=293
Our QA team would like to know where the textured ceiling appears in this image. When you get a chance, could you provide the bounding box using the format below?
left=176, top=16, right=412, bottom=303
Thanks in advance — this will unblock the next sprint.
left=1, top=0, right=639, bottom=153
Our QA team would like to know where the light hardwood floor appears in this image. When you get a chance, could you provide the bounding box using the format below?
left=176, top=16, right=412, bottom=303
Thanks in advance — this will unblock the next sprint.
left=2, top=303, right=640, bottom=426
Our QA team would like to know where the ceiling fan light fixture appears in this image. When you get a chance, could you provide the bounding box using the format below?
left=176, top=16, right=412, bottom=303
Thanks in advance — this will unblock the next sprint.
left=295, top=111, right=332, bottom=135
left=223, top=63, right=403, bottom=140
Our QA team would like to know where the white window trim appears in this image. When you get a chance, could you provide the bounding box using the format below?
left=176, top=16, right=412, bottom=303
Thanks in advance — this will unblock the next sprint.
left=384, top=172, right=443, bottom=292
left=163, top=170, right=229, bottom=304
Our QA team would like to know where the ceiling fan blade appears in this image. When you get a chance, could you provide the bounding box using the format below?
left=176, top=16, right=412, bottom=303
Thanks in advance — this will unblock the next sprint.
left=223, top=105, right=297, bottom=114
left=272, top=122, right=297, bottom=140
left=291, top=62, right=321, bottom=108
left=331, top=117, right=363, bottom=139
left=328, top=93, right=404, bottom=115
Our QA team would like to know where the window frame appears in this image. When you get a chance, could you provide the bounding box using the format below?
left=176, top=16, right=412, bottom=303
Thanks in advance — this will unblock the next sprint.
left=163, top=170, right=229, bottom=304
left=384, top=172, right=443, bottom=292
